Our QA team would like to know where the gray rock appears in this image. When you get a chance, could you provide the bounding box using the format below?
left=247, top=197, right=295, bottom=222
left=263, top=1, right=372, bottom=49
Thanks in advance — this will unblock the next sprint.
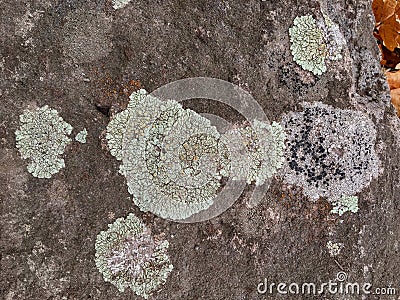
left=1, top=0, right=399, bottom=299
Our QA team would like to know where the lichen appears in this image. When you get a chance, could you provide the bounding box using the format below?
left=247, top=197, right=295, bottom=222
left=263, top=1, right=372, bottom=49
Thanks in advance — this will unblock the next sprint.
left=112, top=0, right=132, bottom=10
left=75, top=128, right=87, bottom=144
left=281, top=102, right=380, bottom=201
left=106, top=89, right=287, bottom=220
left=106, top=89, right=153, bottom=161
left=15, top=105, right=73, bottom=178
left=320, top=13, right=346, bottom=61
left=289, top=14, right=345, bottom=75
left=326, top=240, right=344, bottom=257
left=95, top=213, right=173, bottom=298
left=121, top=96, right=230, bottom=220
left=330, top=195, right=359, bottom=216
left=221, top=120, right=286, bottom=185
left=289, top=15, right=327, bottom=75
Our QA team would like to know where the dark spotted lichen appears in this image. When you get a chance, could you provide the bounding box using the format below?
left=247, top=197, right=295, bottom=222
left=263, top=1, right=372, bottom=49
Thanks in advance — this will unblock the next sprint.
left=281, top=102, right=380, bottom=201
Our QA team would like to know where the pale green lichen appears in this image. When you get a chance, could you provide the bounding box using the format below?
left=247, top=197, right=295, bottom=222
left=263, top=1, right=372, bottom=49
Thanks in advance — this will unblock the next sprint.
left=112, top=0, right=132, bottom=10
left=106, top=89, right=287, bottom=220
left=106, top=89, right=154, bottom=161
left=326, top=240, right=344, bottom=257
left=289, top=14, right=345, bottom=75
left=15, top=105, right=73, bottom=178
left=330, top=195, right=359, bottom=216
left=75, top=128, right=87, bottom=143
left=222, top=120, right=286, bottom=185
left=289, top=15, right=327, bottom=75
left=95, top=213, right=173, bottom=298
left=122, top=96, right=231, bottom=220
left=106, top=89, right=231, bottom=220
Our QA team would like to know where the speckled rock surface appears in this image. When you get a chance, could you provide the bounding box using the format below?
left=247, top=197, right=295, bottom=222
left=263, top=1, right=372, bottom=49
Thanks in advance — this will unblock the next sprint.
left=1, top=0, right=399, bottom=299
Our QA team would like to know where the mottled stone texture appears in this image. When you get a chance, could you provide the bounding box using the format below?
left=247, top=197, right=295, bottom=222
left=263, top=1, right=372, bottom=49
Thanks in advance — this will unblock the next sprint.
left=0, top=1, right=399, bottom=300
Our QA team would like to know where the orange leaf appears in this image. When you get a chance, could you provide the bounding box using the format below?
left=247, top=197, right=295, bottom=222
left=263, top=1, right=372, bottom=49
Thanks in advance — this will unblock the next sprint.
left=386, top=70, right=400, bottom=89
left=390, top=88, right=400, bottom=116
left=373, top=0, right=400, bottom=51
left=373, top=0, right=397, bottom=25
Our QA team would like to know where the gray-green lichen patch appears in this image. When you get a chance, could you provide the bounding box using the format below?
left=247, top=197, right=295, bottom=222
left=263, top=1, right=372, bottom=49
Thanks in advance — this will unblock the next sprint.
left=95, top=213, right=173, bottom=298
left=15, top=105, right=73, bottom=178
left=106, top=89, right=231, bottom=220
left=112, top=0, right=132, bottom=10
left=221, top=120, right=286, bottom=186
left=123, top=99, right=230, bottom=221
left=280, top=102, right=380, bottom=202
left=326, top=240, right=344, bottom=257
left=75, top=128, right=87, bottom=144
left=330, top=195, right=359, bottom=216
left=106, top=89, right=154, bottom=162
left=289, top=15, right=327, bottom=75
left=289, top=14, right=345, bottom=75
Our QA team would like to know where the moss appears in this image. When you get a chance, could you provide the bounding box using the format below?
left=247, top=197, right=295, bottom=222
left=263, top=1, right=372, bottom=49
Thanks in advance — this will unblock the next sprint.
left=15, top=105, right=73, bottom=178
left=95, top=213, right=173, bottom=298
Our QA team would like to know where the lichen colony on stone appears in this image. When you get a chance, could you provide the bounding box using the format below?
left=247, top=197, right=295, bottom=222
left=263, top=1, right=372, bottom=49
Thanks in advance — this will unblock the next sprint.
left=289, top=13, right=345, bottom=75
left=330, top=195, right=359, bottom=216
left=106, top=90, right=231, bottom=220
left=95, top=213, right=173, bottom=298
left=15, top=105, right=73, bottom=178
left=122, top=94, right=230, bottom=220
left=221, top=120, right=286, bottom=186
left=75, top=128, right=87, bottom=144
left=281, top=102, right=380, bottom=202
left=106, top=89, right=286, bottom=220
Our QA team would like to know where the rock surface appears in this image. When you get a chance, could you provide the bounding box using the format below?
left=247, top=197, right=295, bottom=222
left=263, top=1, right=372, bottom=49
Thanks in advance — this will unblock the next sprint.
left=1, top=0, right=399, bottom=299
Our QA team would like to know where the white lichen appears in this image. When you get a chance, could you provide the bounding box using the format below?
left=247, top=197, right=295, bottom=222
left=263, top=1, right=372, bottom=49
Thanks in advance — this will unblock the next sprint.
left=15, top=105, right=73, bottom=178
left=122, top=98, right=230, bottom=220
left=330, top=195, right=359, bottom=216
left=320, top=13, right=346, bottom=61
left=95, top=213, right=173, bottom=298
left=326, top=240, right=344, bottom=257
left=106, top=89, right=287, bottom=220
left=75, top=128, right=87, bottom=144
left=106, top=89, right=154, bottom=161
left=112, top=0, right=132, bottom=10
left=281, top=102, right=380, bottom=201
left=222, top=120, right=286, bottom=185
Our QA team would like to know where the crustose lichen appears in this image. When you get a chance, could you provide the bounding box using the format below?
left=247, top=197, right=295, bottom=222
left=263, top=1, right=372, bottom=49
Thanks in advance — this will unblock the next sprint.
left=106, top=89, right=286, bottom=221
left=95, top=213, right=173, bottom=298
left=15, top=105, right=73, bottom=178
left=289, top=14, right=345, bottom=75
